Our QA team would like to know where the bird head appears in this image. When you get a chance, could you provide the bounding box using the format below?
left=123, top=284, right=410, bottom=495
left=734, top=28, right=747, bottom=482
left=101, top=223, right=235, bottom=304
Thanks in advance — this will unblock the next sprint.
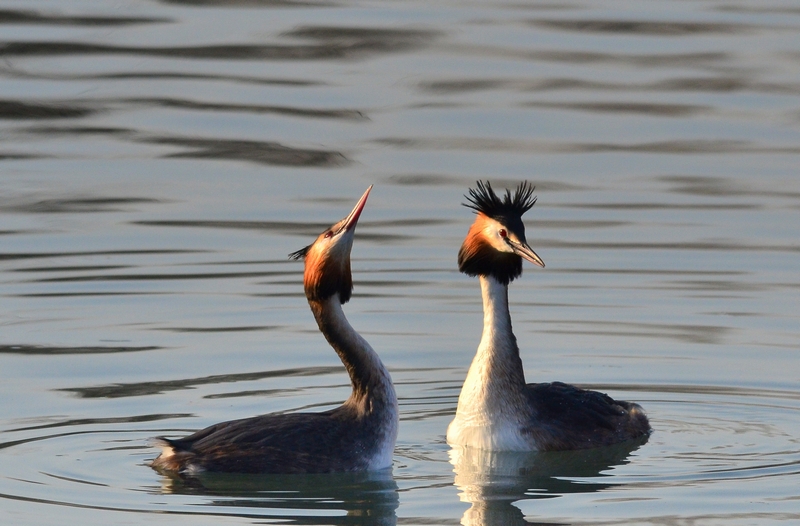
left=289, top=185, right=372, bottom=304
left=458, top=181, right=544, bottom=284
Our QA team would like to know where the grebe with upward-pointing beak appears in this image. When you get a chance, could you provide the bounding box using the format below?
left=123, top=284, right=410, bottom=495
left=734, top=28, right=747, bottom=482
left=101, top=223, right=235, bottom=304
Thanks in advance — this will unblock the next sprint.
left=151, top=186, right=398, bottom=474
left=447, top=181, right=650, bottom=451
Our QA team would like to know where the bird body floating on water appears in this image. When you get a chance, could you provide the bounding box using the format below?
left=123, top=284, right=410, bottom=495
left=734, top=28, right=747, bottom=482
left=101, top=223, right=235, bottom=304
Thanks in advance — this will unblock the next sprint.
left=447, top=181, right=650, bottom=451
left=151, top=186, right=398, bottom=474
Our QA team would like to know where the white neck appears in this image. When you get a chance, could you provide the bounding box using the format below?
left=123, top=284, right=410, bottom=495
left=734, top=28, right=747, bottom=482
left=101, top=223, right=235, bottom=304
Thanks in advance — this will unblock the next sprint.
left=447, top=276, right=529, bottom=449
left=465, top=275, right=527, bottom=400
left=478, top=276, right=516, bottom=361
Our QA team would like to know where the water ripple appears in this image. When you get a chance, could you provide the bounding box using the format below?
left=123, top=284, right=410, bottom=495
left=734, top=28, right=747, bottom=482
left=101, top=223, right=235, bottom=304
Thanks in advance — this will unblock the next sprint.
left=124, top=97, right=368, bottom=120
left=3, top=69, right=324, bottom=87
left=419, top=76, right=800, bottom=95
left=3, top=197, right=160, bottom=214
left=538, top=238, right=800, bottom=253
left=0, top=8, right=170, bottom=26
left=8, top=414, right=192, bottom=433
left=133, top=217, right=451, bottom=233
left=529, top=19, right=763, bottom=36
left=659, top=175, right=800, bottom=199
left=158, top=0, right=334, bottom=6
left=537, top=320, right=730, bottom=345
left=440, top=43, right=730, bottom=67
left=0, top=100, right=95, bottom=119
left=148, top=137, right=349, bottom=167
left=0, top=26, right=438, bottom=61
left=60, top=366, right=347, bottom=398
left=0, top=345, right=161, bottom=355
left=154, top=325, right=283, bottom=333
left=374, top=137, right=800, bottom=155
left=31, top=269, right=295, bottom=283
left=0, top=249, right=206, bottom=262
left=524, top=100, right=712, bottom=117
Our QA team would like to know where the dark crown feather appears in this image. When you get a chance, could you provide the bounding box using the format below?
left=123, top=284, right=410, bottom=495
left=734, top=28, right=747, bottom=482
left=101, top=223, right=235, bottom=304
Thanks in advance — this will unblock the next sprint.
left=463, top=180, right=537, bottom=221
left=288, top=244, right=311, bottom=260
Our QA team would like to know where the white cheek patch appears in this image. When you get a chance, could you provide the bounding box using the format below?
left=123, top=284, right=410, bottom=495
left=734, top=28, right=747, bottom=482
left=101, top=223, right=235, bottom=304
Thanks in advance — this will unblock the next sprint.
left=481, top=220, right=511, bottom=252
left=483, top=225, right=519, bottom=253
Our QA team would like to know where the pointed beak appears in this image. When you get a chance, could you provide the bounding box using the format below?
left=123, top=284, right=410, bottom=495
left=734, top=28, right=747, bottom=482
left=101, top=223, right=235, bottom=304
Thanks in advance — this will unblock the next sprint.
left=508, top=239, right=545, bottom=268
left=340, top=185, right=372, bottom=233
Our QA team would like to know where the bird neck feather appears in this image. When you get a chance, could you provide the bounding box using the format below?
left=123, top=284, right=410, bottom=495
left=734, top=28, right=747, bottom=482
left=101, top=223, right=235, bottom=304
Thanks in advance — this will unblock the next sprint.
left=303, top=246, right=353, bottom=303
left=450, top=275, right=528, bottom=437
left=308, top=296, right=396, bottom=411
left=475, top=275, right=525, bottom=377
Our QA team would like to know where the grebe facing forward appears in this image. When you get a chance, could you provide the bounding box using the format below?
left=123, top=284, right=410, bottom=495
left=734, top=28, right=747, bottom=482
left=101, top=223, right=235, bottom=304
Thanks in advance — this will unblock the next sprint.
left=446, top=181, right=650, bottom=451
left=151, top=186, right=398, bottom=474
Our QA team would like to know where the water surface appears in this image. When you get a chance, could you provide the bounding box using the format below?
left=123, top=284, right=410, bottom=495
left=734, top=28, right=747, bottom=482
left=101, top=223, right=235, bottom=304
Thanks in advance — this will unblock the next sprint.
left=1, top=0, right=799, bottom=524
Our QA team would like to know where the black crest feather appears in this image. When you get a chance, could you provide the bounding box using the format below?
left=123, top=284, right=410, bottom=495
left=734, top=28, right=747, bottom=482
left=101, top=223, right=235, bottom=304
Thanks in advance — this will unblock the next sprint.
left=288, top=244, right=311, bottom=261
left=463, top=180, right=537, bottom=222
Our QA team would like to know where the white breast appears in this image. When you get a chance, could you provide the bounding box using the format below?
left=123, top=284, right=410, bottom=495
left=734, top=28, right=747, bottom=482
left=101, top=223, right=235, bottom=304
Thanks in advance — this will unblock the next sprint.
left=447, top=400, right=535, bottom=451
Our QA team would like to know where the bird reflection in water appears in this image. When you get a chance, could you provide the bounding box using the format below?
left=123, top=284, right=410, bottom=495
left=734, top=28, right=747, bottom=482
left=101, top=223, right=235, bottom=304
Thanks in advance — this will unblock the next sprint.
left=450, top=436, right=648, bottom=526
left=154, top=468, right=399, bottom=526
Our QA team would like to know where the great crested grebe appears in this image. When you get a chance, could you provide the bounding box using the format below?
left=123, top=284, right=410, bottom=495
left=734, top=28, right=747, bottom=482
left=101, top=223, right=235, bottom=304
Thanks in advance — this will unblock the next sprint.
left=151, top=186, right=398, bottom=474
left=447, top=181, right=650, bottom=451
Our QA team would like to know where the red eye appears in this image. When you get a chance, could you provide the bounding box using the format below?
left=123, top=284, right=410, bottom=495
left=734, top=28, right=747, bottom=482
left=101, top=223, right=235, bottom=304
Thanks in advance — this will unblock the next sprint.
left=498, top=228, right=507, bottom=238
left=324, top=231, right=333, bottom=238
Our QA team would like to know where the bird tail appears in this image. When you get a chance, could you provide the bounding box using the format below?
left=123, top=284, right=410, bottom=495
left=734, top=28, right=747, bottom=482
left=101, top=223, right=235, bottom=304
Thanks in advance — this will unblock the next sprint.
left=149, top=436, right=190, bottom=472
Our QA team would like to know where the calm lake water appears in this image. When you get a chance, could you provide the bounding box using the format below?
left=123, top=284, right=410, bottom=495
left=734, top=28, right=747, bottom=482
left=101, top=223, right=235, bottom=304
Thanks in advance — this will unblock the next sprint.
left=1, top=0, right=799, bottom=524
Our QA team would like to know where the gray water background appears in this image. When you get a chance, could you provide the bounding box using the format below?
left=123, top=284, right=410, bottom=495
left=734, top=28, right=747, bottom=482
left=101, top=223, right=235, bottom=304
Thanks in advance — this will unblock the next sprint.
left=1, top=0, right=799, bottom=524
